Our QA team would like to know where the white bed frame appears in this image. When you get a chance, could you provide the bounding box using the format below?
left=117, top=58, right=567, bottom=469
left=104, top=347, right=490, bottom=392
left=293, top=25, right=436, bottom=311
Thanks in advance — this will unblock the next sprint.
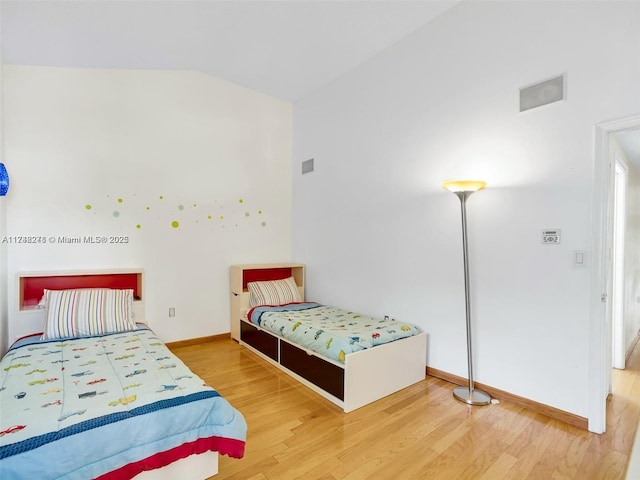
left=241, top=320, right=427, bottom=412
left=134, top=451, right=218, bottom=479
left=12, top=269, right=222, bottom=480
left=230, top=263, right=427, bottom=412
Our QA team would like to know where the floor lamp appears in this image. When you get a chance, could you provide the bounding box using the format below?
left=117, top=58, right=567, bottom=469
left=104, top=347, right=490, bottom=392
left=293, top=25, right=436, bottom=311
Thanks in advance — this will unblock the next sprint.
left=442, top=180, right=491, bottom=406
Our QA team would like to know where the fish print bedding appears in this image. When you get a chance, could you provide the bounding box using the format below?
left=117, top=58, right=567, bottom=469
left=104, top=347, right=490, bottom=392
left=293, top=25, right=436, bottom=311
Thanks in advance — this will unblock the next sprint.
left=248, top=302, right=421, bottom=363
left=0, top=326, right=246, bottom=480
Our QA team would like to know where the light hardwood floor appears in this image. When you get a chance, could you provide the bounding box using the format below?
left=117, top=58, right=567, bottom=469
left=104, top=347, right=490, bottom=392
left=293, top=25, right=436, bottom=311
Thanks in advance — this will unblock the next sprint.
left=170, top=339, right=640, bottom=480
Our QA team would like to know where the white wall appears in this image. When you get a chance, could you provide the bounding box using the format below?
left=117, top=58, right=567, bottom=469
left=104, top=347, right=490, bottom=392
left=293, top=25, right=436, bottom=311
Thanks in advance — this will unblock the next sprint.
left=0, top=4, right=8, bottom=353
left=293, top=1, right=640, bottom=417
left=3, top=65, right=292, bottom=344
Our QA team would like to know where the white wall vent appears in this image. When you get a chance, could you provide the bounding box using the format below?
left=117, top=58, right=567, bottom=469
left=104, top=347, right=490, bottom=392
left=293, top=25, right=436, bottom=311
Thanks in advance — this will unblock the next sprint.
left=519, top=74, right=565, bottom=113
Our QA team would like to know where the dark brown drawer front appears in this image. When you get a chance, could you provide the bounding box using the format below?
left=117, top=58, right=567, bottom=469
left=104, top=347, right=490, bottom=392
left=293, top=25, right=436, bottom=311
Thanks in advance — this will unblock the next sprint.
left=280, top=341, right=345, bottom=400
left=241, top=321, right=278, bottom=361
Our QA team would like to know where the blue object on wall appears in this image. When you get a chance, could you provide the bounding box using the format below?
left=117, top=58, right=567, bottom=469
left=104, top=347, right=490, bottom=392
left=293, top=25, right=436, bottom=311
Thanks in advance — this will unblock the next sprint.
left=0, top=163, right=8, bottom=196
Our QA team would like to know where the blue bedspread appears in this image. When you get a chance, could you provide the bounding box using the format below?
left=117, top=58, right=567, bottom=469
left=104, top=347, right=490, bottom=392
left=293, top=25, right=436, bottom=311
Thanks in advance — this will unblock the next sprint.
left=248, top=303, right=421, bottom=363
left=0, top=326, right=246, bottom=480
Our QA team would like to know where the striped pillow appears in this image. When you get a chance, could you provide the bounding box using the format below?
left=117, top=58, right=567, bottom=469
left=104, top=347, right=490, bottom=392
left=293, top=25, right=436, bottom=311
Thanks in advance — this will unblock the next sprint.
left=248, top=277, right=301, bottom=307
left=42, top=289, right=137, bottom=340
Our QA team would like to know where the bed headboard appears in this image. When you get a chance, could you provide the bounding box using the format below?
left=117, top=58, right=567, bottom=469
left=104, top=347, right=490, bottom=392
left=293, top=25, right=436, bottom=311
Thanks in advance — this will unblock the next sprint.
left=14, top=269, right=145, bottom=342
left=229, top=263, right=305, bottom=341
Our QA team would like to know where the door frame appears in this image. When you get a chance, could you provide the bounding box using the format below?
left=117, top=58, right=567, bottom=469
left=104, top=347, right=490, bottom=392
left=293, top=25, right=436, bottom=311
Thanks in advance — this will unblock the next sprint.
left=590, top=114, right=640, bottom=433
left=612, top=159, right=628, bottom=370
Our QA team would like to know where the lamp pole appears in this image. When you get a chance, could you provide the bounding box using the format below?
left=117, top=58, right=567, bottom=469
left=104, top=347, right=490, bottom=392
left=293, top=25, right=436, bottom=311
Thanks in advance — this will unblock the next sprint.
left=443, top=180, right=490, bottom=406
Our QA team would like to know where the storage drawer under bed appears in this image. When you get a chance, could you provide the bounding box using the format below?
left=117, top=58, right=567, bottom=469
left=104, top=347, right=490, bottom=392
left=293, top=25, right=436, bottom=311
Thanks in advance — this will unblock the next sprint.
left=241, top=320, right=278, bottom=361
left=240, top=320, right=345, bottom=401
left=280, top=341, right=345, bottom=400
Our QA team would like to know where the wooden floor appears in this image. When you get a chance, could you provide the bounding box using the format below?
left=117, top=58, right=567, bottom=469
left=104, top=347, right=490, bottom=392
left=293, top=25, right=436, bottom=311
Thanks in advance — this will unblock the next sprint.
left=170, top=339, right=640, bottom=480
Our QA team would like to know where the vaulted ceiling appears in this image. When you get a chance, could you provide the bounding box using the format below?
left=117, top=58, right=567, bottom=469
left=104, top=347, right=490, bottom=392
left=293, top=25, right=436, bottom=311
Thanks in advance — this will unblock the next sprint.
left=3, top=1, right=639, bottom=164
left=1, top=0, right=460, bottom=102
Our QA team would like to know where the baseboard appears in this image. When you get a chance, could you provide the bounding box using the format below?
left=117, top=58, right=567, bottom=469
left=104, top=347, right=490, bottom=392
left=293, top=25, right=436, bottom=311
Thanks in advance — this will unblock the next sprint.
left=426, top=366, right=588, bottom=430
left=625, top=329, right=640, bottom=365
left=165, top=333, right=230, bottom=349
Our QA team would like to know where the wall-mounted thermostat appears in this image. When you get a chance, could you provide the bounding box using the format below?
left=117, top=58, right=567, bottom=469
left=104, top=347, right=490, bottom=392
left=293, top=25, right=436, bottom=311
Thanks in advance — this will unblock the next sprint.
left=542, top=229, right=561, bottom=244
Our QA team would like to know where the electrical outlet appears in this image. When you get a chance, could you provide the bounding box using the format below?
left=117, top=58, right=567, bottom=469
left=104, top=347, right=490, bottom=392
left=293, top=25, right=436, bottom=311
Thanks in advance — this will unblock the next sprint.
left=169, top=307, right=175, bottom=317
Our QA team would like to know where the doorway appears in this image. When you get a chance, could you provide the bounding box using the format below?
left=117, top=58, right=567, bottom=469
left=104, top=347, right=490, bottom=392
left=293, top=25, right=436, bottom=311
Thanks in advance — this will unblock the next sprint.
left=590, top=114, right=640, bottom=434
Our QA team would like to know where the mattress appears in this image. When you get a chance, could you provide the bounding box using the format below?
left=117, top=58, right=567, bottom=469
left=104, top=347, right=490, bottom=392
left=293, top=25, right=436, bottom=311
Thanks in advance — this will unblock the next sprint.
left=248, top=302, right=421, bottom=363
left=0, top=326, right=246, bottom=480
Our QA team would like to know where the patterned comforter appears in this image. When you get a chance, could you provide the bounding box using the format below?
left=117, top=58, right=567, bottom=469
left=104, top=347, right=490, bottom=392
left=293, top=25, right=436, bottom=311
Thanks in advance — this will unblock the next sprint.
left=0, top=326, right=246, bottom=480
left=248, top=303, right=421, bottom=363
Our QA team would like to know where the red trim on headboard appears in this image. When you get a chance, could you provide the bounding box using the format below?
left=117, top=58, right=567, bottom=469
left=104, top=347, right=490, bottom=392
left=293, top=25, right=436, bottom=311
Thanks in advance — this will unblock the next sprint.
left=242, top=268, right=292, bottom=289
left=21, top=273, right=141, bottom=308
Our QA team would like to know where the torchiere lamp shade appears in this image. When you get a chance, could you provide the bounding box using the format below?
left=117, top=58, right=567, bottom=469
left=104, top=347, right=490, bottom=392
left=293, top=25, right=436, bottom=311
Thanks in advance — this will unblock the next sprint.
left=442, top=180, right=486, bottom=193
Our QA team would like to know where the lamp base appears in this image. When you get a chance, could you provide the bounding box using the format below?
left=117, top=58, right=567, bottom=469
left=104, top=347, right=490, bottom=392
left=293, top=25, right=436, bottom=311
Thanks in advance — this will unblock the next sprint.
left=453, top=386, right=491, bottom=406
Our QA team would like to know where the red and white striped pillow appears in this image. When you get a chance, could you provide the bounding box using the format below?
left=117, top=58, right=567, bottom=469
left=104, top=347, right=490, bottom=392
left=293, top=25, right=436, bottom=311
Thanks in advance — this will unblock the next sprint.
left=248, top=277, right=301, bottom=307
left=42, top=288, right=137, bottom=340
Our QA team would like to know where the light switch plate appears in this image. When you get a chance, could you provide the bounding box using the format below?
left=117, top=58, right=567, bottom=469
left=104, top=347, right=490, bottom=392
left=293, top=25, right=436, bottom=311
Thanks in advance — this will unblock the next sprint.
left=573, top=251, right=587, bottom=267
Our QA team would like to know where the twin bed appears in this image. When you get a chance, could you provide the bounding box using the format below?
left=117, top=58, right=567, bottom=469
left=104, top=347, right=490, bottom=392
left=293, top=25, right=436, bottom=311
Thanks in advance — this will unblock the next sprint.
left=2, top=265, right=427, bottom=478
left=230, top=264, right=427, bottom=413
left=1, top=271, right=246, bottom=480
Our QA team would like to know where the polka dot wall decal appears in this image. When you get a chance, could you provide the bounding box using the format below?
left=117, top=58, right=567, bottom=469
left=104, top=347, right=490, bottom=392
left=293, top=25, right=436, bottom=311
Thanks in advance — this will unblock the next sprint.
left=258, top=210, right=262, bottom=214
left=146, top=206, right=150, bottom=210
left=178, top=204, right=184, bottom=211
left=262, top=222, right=267, bottom=227
left=113, top=211, right=120, bottom=218
left=159, top=195, right=164, bottom=200
left=208, top=215, right=212, bottom=220
left=220, top=215, right=224, bottom=220
left=85, top=205, right=92, bottom=210
left=136, top=224, right=141, bottom=229
left=245, top=212, right=250, bottom=217
left=117, top=198, right=123, bottom=203
left=193, top=203, right=197, bottom=207
left=171, top=221, right=179, bottom=228
left=239, top=199, right=243, bottom=203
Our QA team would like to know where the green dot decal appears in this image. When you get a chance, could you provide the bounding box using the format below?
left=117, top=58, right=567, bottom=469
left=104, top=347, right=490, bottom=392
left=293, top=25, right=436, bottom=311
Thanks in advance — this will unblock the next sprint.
left=262, top=222, right=267, bottom=227
left=171, top=221, right=179, bottom=228
left=193, top=203, right=197, bottom=207
left=220, top=215, right=224, bottom=220
left=239, top=199, right=243, bottom=203
left=178, top=204, right=184, bottom=211
left=258, top=210, right=262, bottom=214
left=159, top=195, right=164, bottom=200
left=208, top=215, right=212, bottom=220
left=146, top=206, right=150, bottom=210
left=85, top=204, right=92, bottom=210
left=117, top=198, right=123, bottom=203
left=245, top=212, right=250, bottom=217
left=113, top=211, right=120, bottom=218
left=136, top=224, right=141, bottom=229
